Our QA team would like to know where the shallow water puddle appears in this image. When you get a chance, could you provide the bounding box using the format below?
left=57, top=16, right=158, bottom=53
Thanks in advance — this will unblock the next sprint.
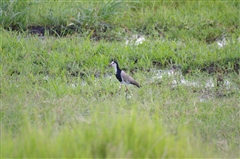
left=68, top=68, right=237, bottom=95
left=149, top=68, right=234, bottom=88
left=148, top=68, right=238, bottom=101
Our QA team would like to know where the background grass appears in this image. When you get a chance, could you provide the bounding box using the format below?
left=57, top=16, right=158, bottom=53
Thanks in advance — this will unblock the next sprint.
left=1, top=1, right=239, bottom=40
left=1, top=0, right=240, bottom=158
left=1, top=29, right=239, bottom=75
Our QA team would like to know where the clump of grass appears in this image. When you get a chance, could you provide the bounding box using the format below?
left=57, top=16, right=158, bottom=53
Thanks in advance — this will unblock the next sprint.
left=71, top=1, right=123, bottom=31
left=2, top=109, right=214, bottom=158
left=1, top=1, right=124, bottom=36
left=0, top=0, right=30, bottom=30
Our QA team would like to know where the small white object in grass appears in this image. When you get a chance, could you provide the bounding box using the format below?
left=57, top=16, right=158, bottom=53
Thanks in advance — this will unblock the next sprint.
left=199, top=98, right=207, bottom=102
left=217, top=38, right=227, bottom=48
left=125, top=34, right=145, bottom=45
left=225, top=80, right=231, bottom=87
left=125, top=93, right=132, bottom=99
left=43, top=76, right=49, bottom=81
left=71, top=83, right=77, bottom=88
left=135, top=35, right=145, bottom=45
left=81, top=81, right=87, bottom=86
left=205, top=78, right=215, bottom=88
left=67, top=23, right=75, bottom=26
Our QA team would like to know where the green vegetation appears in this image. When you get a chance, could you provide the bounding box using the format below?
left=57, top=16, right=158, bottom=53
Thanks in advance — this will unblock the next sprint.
left=1, top=0, right=240, bottom=158
left=1, top=0, right=239, bottom=40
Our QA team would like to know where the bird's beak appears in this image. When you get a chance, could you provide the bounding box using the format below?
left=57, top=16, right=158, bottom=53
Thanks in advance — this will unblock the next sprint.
left=109, top=63, right=112, bottom=67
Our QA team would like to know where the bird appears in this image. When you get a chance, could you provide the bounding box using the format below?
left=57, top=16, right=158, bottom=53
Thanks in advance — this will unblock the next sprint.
left=109, top=60, right=141, bottom=91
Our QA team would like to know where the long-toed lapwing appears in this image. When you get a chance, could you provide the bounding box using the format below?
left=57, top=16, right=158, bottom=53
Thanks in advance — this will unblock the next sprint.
left=109, top=60, right=140, bottom=91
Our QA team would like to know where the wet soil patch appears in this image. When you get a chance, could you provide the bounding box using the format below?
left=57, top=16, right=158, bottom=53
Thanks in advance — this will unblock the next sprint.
left=27, top=25, right=84, bottom=37
left=200, top=58, right=240, bottom=74
left=9, top=23, right=120, bottom=41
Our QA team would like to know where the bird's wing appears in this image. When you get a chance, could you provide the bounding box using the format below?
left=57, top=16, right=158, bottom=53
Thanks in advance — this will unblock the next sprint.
left=121, top=71, right=140, bottom=87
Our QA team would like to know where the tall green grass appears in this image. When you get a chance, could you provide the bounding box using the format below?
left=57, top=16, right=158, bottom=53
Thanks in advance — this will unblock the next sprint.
left=2, top=112, right=212, bottom=158
left=1, top=1, right=240, bottom=158
left=1, top=1, right=239, bottom=40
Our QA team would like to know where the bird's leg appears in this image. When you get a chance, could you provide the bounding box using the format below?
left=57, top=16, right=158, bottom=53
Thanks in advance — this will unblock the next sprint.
left=118, top=84, right=122, bottom=92
left=125, top=85, right=129, bottom=92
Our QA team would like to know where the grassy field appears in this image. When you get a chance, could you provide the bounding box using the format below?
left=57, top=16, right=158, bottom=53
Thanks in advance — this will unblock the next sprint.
left=1, top=0, right=240, bottom=158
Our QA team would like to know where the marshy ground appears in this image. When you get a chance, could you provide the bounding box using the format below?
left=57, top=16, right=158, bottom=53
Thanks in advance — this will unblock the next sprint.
left=1, top=1, right=240, bottom=158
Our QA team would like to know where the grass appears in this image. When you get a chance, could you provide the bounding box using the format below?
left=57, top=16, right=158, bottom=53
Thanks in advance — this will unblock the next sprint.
left=1, top=65, right=239, bottom=157
left=1, top=1, right=239, bottom=40
left=1, top=29, right=239, bottom=75
left=2, top=113, right=211, bottom=158
left=1, top=0, right=240, bottom=158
